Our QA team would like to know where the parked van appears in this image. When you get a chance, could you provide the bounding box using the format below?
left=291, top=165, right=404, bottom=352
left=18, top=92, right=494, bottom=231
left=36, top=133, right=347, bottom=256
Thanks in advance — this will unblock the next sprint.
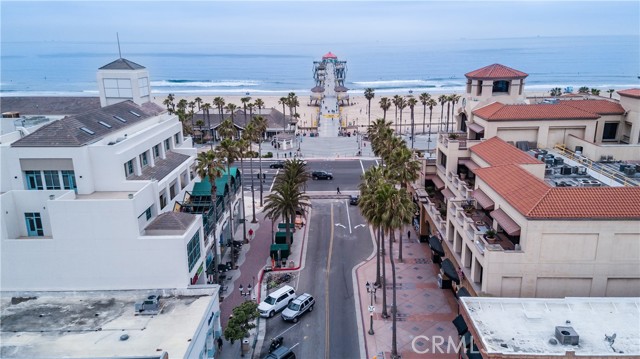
left=258, top=285, right=296, bottom=318
left=281, top=293, right=315, bottom=323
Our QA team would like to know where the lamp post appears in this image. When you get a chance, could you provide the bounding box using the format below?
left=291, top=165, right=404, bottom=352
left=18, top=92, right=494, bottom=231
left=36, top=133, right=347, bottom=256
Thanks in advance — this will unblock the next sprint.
left=239, top=283, right=253, bottom=301
left=366, top=281, right=377, bottom=335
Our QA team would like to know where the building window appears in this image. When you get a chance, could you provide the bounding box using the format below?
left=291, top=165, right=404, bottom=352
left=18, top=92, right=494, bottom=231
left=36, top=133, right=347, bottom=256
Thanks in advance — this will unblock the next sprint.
left=602, top=122, right=619, bottom=141
left=492, top=80, right=509, bottom=93
left=164, top=138, right=171, bottom=151
left=159, top=191, right=167, bottom=209
left=61, top=170, right=77, bottom=191
left=140, top=151, right=149, bottom=168
left=138, top=77, right=150, bottom=97
left=169, top=180, right=178, bottom=199
left=138, top=206, right=153, bottom=221
left=187, top=232, right=201, bottom=271
left=103, top=78, right=133, bottom=98
left=25, top=171, right=43, bottom=190
left=43, top=170, right=61, bottom=190
left=153, top=144, right=161, bottom=158
left=174, top=133, right=181, bottom=145
left=124, top=159, right=135, bottom=177
left=25, top=212, right=44, bottom=236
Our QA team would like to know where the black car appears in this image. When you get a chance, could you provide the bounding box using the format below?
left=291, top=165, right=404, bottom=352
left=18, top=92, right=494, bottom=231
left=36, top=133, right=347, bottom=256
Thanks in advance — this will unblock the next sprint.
left=349, top=195, right=359, bottom=205
left=270, top=161, right=285, bottom=169
left=311, top=171, right=333, bottom=180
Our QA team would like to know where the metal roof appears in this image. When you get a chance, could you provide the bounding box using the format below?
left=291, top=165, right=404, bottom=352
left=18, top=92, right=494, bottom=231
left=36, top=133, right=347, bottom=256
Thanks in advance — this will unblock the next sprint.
left=99, top=58, right=146, bottom=70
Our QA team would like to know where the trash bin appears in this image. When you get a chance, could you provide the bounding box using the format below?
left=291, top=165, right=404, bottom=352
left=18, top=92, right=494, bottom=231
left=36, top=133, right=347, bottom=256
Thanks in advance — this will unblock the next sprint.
left=288, top=260, right=294, bottom=268
left=241, top=339, right=250, bottom=356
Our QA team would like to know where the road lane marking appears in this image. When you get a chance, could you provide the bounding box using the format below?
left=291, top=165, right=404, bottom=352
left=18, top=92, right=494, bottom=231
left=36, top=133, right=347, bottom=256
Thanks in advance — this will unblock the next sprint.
left=375, top=159, right=379, bottom=166
left=359, top=159, right=365, bottom=174
left=335, top=223, right=346, bottom=229
left=291, top=342, right=300, bottom=350
left=354, top=224, right=366, bottom=229
left=269, top=170, right=279, bottom=192
left=274, top=322, right=299, bottom=338
left=325, top=204, right=335, bottom=359
left=345, top=200, right=352, bottom=234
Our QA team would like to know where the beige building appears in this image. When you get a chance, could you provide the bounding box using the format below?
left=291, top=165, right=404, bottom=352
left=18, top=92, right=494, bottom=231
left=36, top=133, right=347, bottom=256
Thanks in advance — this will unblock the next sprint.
left=413, top=64, right=640, bottom=298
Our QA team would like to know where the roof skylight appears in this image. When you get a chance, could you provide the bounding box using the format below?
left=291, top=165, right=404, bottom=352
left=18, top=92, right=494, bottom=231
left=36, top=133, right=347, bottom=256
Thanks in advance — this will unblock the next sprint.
left=80, top=127, right=95, bottom=135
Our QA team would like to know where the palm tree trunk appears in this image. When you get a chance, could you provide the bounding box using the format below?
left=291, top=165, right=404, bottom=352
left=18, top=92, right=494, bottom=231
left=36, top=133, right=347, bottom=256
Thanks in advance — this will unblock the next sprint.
left=375, top=227, right=381, bottom=287
left=398, top=228, right=403, bottom=263
left=428, top=110, right=433, bottom=151
left=410, top=108, right=415, bottom=149
left=422, top=105, right=426, bottom=134
left=239, top=156, right=248, bottom=244
left=367, top=100, right=371, bottom=128
left=250, top=151, right=257, bottom=223
left=390, top=230, right=399, bottom=358
left=259, top=141, right=264, bottom=206
left=227, top=164, right=236, bottom=269
left=381, top=226, right=389, bottom=319
left=446, top=102, right=451, bottom=132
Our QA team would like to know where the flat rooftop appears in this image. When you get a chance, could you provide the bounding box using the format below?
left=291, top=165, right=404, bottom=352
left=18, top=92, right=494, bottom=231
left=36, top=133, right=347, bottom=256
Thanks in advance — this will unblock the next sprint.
left=461, top=297, right=640, bottom=357
left=0, top=288, right=219, bottom=359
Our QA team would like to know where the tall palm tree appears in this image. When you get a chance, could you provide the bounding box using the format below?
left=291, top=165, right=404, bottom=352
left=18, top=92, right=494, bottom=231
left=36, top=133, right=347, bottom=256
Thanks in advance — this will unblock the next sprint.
left=388, top=144, right=420, bottom=262
left=367, top=119, right=394, bottom=160
left=445, top=95, right=453, bottom=133
left=243, top=123, right=259, bottom=223
left=218, top=118, right=237, bottom=140
left=364, top=88, right=375, bottom=128
left=358, top=165, right=386, bottom=287
left=379, top=97, right=391, bottom=121
left=279, top=97, right=288, bottom=134
left=419, top=93, right=430, bottom=134
left=235, top=137, right=250, bottom=243
left=379, top=186, right=415, bottom=359
left=254, top=98, right=265, bottom=114
left=438, top=95, right=447, bottom=132
left=407, top=97, right=418, bottom=148
left=241, top=96, right=251, bottom=125
left=426, top=98, right=438, bottom=151
left=392, top=95, right=401, bottom=133
left=224, top=103, right=238, bottom=126
left=607, top=89, right=615, bottom=98
left=163, top=94, right=176, bottom=114
left=251, top=116, right=268, bottom=206
left=201, top=103, right=213, bottom=149
left=213, top=96, right=225, bottom=125
left=195, top=150, right=224, bottom=282
left=216, top=137, right=241, bottom=268
left=397, top=97, right=407, bottom=137
left=194, top=97, right=203, bottom=112
left=450, top=94, right=461, bottom=131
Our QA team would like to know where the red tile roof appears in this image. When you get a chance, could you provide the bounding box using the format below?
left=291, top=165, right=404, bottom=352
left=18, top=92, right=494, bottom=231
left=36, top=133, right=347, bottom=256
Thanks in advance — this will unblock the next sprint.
left=465, top=64, right=528, bottom=79
left=618, top=88, right=640, bottom=99
left=473, top=102, right=600, bottom=121
left=322, top=52, right=337, bottom=59
left=471, top=137, right=541, bottom=167
left=562, top=100, right=625, bottom=115
left=475, top=165, right=640, bottom=219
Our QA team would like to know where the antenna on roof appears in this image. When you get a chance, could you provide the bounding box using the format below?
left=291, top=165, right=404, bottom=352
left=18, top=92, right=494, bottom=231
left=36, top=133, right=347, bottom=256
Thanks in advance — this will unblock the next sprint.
left=117, top=32, right=122, bottom=59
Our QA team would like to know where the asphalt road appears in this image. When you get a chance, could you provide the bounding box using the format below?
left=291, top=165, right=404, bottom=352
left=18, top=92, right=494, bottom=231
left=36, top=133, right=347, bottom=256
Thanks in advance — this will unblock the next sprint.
left=259, top=199, right=373, bottom=359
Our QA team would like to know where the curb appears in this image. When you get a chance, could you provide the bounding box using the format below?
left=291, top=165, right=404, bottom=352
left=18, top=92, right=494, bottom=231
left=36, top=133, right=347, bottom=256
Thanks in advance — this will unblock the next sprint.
left=353, top=224, right=378, bottom=359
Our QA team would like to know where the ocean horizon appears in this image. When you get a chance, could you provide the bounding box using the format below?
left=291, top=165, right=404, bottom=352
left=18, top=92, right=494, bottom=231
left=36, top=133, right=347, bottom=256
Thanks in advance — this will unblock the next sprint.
left=1, top=35, right=638, bottom=97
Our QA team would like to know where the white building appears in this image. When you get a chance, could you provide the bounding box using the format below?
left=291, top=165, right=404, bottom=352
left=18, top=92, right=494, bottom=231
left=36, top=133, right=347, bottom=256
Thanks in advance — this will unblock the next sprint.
left=0, top=288, right=223, bottom=359
left=0, top=58, right=242, bottom=291
left=456, top=296, right=640, bottom=359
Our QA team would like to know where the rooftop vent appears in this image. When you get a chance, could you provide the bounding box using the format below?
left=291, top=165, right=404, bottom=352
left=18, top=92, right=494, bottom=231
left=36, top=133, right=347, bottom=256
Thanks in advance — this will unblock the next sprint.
left=555, top=326, right=579, bottom=345
left=113, top=115, right=127, bottom=123
left=80, top=127, right=95, bottom=135
left=129, top=110, right=141, bottom=117
left=98, top=121, right=112, bottom=128
left=134, top=294, right=161, bottom=315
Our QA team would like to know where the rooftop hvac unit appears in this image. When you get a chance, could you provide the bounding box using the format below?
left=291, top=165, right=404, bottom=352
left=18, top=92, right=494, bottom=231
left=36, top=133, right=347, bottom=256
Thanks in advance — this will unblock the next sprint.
left=560, top=166, right=573, bottom=175
left=539, top=150, right=548, bottom=155
left=545, top=158, right=555, bottom=167
left=624, top=167, right=637, bottom=176
left=619, top=164, right=629, bottom=172
left=545, top=168, right=553, bottom=176
left=576, top=167, right=587, bottom=175
left=555, top=326, right=579, bottom=345
left=554, top=158, right=564, bottom=166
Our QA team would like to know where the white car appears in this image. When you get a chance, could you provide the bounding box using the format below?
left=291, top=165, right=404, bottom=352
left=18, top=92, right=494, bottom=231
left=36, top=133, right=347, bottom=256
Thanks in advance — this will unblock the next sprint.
left=258, top=285, right=296, bottom=318
left=281, top=293, right=315, bottom=323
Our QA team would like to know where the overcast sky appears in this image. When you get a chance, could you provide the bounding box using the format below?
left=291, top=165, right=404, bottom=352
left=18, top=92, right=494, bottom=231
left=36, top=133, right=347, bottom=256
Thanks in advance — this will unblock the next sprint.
left=2, top=1, right=639, bottom=45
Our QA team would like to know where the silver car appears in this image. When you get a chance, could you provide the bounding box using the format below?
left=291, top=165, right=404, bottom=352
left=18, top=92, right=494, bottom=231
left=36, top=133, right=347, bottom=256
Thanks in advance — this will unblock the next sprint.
left=281, top=293, right=315, bottom=323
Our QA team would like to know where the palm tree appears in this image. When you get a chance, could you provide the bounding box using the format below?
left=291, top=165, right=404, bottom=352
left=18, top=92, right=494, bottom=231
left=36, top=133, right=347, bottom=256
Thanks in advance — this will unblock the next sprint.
left=578, top=86, right=590, bottom=94
left=367, top=119, right=394, bottom=159
left=224, top=103, right=238, bottom=126
left=195, top=150, right=224, bottom=282
left=243, top=123, right=259, bottom=223
left=550, top=87, right=562, bottom=97
left=216, top=137, right=241, bottom=268
left=358, top=165, right=386, bottom=287
left=392, top=95, right=401, bottom=133
left=407, top=97, right=418, bottom=148
left=388, top=144, right=420, bottom=262
left=235, top=137, right=250, bottom=243
left=607, top=89, right=615, bottom=98
left=591, top=88, right=601, bottom=96
left=279, top=97, right=288, bottom=134
left=450, top=94, right=461, bottom=131
left=426, top=98, right=437, bottom=151
left=438, top=95, right=447, bottom=132
left=445, top=95, right=453, bottom=133
left=419, top=93, right=430, bottom=134
left=251, top=116, right=268, bottom=206
left=379, top=97, right=391, bottom=121
left=254, top=98, right=265, bottom=114
left=163, top=94, right=176, bottom=114
left=241, top=96, right=251, bottom=125
left=201, top=103, right=213, bottom=149
left=194, top=97, right=203, bottom=112
left=364, top=88, right=375, bottom=128
left=397, top=97, right=407, bottom=137
left=213, top=96, right=226, bottom=124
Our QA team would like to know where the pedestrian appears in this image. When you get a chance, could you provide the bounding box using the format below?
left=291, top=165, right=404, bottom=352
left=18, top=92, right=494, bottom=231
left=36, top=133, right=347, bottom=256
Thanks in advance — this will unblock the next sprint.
left=217, top=337, right=223, bottom=352
left=289, top=151, right=292, bottom=158
left=407, top=230, right=411, bottom=240
left=337, top=187, right=341, bottom=194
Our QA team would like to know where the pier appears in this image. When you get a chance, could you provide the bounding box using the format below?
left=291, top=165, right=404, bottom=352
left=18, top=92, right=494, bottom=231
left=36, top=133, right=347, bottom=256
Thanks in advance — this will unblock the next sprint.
left=311, top=52, right=349, bottom=138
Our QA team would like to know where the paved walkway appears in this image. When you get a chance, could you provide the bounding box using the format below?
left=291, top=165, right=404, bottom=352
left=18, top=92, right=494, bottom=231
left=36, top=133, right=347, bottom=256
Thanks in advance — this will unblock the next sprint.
left=355, top=227, right=459, bottom=359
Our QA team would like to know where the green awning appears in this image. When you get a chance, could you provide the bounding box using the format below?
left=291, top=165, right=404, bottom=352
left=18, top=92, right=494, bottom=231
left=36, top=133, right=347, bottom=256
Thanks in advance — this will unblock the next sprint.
left=192, top=176, right=230, bottom=197
left=270, top=243, right=289, bottom=251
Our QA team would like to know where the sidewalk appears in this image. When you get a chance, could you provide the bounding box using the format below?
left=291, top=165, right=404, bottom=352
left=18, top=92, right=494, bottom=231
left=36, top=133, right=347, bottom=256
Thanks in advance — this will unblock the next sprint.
left=217, top=196, right=309, bottom=359
left=355, top=228, right=459, bottom=359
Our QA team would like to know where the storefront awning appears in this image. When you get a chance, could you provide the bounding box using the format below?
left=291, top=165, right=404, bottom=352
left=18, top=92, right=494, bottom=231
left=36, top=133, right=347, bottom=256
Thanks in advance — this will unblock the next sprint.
left=428, top=236, right=445, bottom=257
left=441, top=188, right=455, bottom=200
left=441, top=258, right=460, bottom=284
left=452, top=314, right=468, bottom=335
left=459, top=159, right=480, bottom=172
left=490, top=208, right=521, bottom=236
left=468, top=123, right=485, bottom=133
left=473, top=188, right=495, bottom=210
left=426, top=174, right=445, bottom=190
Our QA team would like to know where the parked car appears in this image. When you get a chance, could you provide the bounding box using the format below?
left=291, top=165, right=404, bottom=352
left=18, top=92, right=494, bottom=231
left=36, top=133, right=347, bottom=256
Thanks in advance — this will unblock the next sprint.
left=270, top=161, right=285, bottom=169
left=311, top=171, right=333, bottom=180
left=281, top=293, right=315, bottom=323
left=349, top=195, right=360, bottom=206
left=264, top=346, right=296, bottom=359
left=258, top=285, right=296, bottom=318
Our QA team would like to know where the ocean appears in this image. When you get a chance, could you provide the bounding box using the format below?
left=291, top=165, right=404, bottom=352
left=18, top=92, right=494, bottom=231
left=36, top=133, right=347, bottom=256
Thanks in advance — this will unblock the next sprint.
left=1, top=35, right=638, bottom=97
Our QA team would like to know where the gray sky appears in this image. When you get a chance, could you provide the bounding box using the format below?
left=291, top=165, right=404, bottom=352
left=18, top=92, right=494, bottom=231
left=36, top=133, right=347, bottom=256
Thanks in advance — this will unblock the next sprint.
left=1, top=1, right=639, bottom=45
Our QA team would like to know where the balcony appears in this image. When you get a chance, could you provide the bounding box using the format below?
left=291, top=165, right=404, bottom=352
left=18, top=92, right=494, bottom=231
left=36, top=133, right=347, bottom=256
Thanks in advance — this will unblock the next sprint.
left=438, top=132, right=468, bottom=149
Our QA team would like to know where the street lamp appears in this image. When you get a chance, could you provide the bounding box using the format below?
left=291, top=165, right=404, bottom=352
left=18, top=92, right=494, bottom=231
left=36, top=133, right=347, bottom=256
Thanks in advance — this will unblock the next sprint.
left=366, top=281, right=377, bottom=335
left=239, top=283, right=253, bottom=301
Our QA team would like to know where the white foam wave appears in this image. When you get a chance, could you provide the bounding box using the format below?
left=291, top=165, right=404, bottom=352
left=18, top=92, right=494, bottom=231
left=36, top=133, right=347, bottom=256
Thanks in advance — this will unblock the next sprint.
left=351, top=79, right=462, bottom=88
left=349, top=86, right=467, bottom=94
left=150, top=88, right=311, bottom=95
left=151, top=80, right=260, bottom=88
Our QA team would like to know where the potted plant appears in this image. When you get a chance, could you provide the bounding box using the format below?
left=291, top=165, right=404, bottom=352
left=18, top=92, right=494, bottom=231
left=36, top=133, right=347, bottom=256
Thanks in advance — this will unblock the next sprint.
left=484, top=229, right=497, bottom=242
left=448, top=133, right=459, bottom=140
left=426, top=186, right=435, bottom=198
left=439, top=207, right=447, bottom=219
left=463, top=204, right=475, bottom=215
left=459, top=167, right=468, bottom=180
